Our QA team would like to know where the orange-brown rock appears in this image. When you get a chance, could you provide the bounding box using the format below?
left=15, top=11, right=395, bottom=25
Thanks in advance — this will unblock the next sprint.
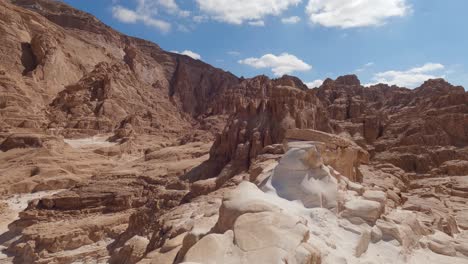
left=0, top=1, right=467, bottom=264
left=314, top=76, right=468, bottom=174
left=187, top=76, right=332, bottom=183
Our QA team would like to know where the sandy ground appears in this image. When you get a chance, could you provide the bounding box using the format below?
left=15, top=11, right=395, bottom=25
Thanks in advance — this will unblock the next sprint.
left=64, top=135, right=117, bottom=149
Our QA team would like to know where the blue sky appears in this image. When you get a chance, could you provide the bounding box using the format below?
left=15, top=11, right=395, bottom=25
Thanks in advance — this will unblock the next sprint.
left=62, top=0, right=468, bottom=89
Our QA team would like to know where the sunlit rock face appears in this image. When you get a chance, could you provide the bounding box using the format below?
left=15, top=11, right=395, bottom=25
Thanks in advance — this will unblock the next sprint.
left=179, top=140, right=468, bottom=264
left=285, top=129, right=369, bottom=182
left=263, top=144, right=338, bottom=209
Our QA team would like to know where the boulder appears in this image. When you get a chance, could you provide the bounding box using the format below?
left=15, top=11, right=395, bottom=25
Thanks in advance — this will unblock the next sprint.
left=215, top=182, right=282, bottom=233
left=363, top=190, right=387, bottom=205
left=286, top=129, right=369, bottom=182
left=113, top=236, right=149, bottom=264
left=266, top=144, right=338, bottom=209
left=340, top=199, right=382, bottom=224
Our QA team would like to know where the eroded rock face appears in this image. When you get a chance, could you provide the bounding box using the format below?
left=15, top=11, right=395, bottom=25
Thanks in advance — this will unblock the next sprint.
left=315, top=75, right=468, bottom=174
left=189, top=77, right=332, bottom=184
left=286, top=129, right=369, bottom=182
left=173, top=142, right=468, bottom=264
left=1, top=0, right=240, bottom=139
left=0, top=0, right=467, bottom=264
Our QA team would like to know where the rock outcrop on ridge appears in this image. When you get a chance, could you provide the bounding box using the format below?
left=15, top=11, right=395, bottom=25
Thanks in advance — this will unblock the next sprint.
left=0, top=0, right=467, bottom=263
left=315, top=75, right=468, bottom=173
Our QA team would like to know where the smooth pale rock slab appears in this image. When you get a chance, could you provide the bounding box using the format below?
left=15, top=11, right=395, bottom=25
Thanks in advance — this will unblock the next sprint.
left=216, top=182, right=282, bottom=233
left=341, top=199, right=382, bottom=224
left=233, top=211, right=309, bottom=252
left=371, top=225, right=383, bottom=243
left=427, top=231, right=457, bottom=256
left=142, top=245, right=181, bottom=264
left=355, top=228, right=371, bottom=257
left=363, top=190, right=387, bottom=205
left=268, top=145, right=338, bottom=209
left=285, top=129, right=369, bottom=182
left=177, top=217, right=218, bottom=262
left=249, top=159, right=278, bottom=185
left=183, top=230, right=242, bottom=264
left=375, top=216, right=423, bottom=252
left=115, top=235, right=149, bottom=264
left=288, top=243, right=321, bottom=264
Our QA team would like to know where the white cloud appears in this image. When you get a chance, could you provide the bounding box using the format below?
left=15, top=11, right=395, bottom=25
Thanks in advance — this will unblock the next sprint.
left=281, top=16, right=301, bottom=24
left=111, top=0, right=191, bottom=32
left=355, top=61, right=375, bottom=72
left=248, top=20, right=265, bottom=26
left=112, top=5, right=171, bottom=32
left=112, top=6, right=139, bottom=23
left=149, top=0, right=190, bottom=16
left=171, top=50, right=202, bottom=60
left=367, top=63, right=445, bottom=88
left=157, top=0, right=179, bottom=12
left=306, top=0, right=410, bottom=28
left=306, top=79, right=323, bottom=88
left=239, top=53, right=312, bottom=76
left=195, top=0, right=301, bottom=25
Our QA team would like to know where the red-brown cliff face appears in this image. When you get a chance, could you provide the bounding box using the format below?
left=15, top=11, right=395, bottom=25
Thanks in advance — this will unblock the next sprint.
left=1, top=1, right=468, bottom=264
left=314, top=75, right=468, bottom=174
left=4, top=0, right=466, bottom=177
left=2, top=0, right=240, bottom=139
left=187, top=75, right=332, bottom=182
left=195, top=73, right=467, bottom=183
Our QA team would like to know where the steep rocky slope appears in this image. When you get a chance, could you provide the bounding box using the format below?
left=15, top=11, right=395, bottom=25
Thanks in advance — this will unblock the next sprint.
left=0, top=0, right=467, bottom=264
left=314, top=75, right=468, bottom=173
left=1, top=0, right=240, bottom=139
left=185, top=75, right=332, bottom=184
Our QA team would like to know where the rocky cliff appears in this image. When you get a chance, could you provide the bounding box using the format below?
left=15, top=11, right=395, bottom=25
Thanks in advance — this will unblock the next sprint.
left=1, top=0, right=240, bottom=139
left=0, top=0, right=467, bottom=264
left=314, top=75, right=468, bottom=174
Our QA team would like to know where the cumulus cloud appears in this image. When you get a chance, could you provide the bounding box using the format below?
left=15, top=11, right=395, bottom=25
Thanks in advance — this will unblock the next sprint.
left=367, top=63, right=445, bottom=88
left=112, top=6, right=139, bottom=23
left=112, top=5, right=171, bottom=32
left=281, top=16, right=301, bottom=24
left=111, top=0, right=190, bottom=32
left=306, top=79, right=323, bottom=88
left=157, top=0, right=180, bottom=13
left=306, top=0, right=410, bottom=28
left=239, top=53, right=312, bottom=76
left=171, top=50, right=202, bottom=60
left=195, top=0, right=301, bottom=25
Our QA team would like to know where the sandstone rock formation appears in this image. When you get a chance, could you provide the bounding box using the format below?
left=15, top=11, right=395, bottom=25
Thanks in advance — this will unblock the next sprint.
left=314, top=76, right=468, bottom=174
left=159, top=140, right=468, bottom=264
left=0, top=0, right=467, bottom=263
left=1, top=0, right=240, bottom=139
left=187, top=77, right=332, bottom=184
left=286, top=129, right=369, bottom=182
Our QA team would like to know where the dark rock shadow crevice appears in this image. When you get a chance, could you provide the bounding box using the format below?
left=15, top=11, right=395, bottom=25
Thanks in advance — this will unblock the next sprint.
left=20, top=42, right=38, bottom=76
